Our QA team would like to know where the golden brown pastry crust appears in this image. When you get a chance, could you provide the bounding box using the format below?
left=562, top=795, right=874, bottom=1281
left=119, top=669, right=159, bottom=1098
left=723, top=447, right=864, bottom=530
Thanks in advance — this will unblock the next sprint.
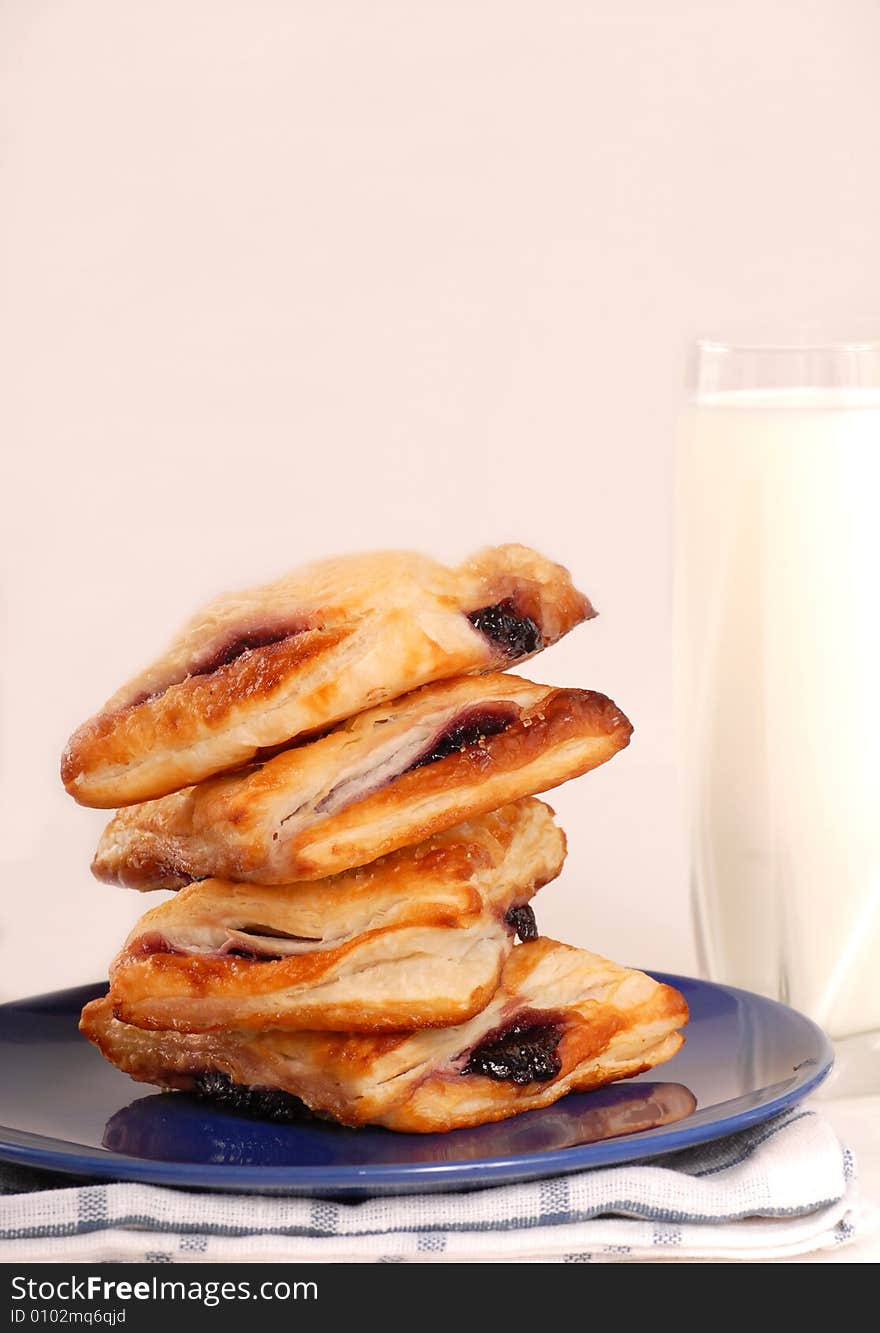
left=81, top=938, right=688, bottom=1133
left=106, top=801, right=565, bottom=1033
left=93, top=673, right=631, bottom=889
left=62, top=546, right=593, bottom=808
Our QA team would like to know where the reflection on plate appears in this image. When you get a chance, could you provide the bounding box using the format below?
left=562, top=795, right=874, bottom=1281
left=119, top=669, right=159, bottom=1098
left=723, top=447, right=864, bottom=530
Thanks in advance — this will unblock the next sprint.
left=0, top=974, right=832, bottom=1195
left=103, top=1081, right=698, bottom=1168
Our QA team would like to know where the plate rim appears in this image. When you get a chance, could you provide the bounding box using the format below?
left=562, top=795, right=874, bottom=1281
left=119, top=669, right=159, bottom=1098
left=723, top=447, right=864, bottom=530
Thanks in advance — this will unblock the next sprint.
left=0, top=972, right=834, bottom=1194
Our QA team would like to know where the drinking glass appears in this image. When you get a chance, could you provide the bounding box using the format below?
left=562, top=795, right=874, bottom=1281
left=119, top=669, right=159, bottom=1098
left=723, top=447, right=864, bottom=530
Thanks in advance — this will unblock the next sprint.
left=676, top=337, right=880, bottom=1091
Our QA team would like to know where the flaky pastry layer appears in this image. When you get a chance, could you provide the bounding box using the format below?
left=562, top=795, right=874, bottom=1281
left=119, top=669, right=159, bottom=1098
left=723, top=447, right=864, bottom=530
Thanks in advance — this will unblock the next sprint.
left=81, top=938, right=688, bottom=1133
left=93, top=673, right=630, bottom=888
left=63, top=546, right=593, bottom=807
left=106, top=801, right=565, bottom=1032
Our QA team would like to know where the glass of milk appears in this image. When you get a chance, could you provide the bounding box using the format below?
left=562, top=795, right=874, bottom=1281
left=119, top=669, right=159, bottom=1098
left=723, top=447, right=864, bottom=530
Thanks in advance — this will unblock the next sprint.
left=677, top=337, right=880, bottom=1091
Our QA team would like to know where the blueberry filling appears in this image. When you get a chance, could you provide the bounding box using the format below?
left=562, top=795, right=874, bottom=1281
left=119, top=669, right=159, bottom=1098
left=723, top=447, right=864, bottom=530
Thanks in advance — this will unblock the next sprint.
left=462, top=1015, right=563, bottom=1084
left=188, top=626, right=298, bottom=678
left=467, top=599, right=543, bottom=659
left=193, top=1071, right=314, bottom=1122
left=124, top=625, right=306, bottom=711
left=405, top=705, right=516, bottom=773
left=505, top=903, right=538, bottom=942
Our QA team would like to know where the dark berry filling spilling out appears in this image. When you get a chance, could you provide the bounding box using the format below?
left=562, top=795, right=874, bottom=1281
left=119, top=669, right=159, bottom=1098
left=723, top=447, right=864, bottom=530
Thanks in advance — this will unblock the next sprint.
left=405, top=704, right=517, bottom=773
left=467, top=599, right=543, bottom=659
left=505, top=903, right=538, bottom=942
left=193, top=1071, right=314, bottom=1123
left=462, top=1013, right=564, bottom=1085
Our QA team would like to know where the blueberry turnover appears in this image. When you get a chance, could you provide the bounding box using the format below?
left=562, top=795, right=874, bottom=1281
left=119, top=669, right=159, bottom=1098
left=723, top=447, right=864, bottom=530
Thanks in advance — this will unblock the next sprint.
left=80, top=938, right=689, bottom=1133
left=67, top=538, right=684, bottom=1138
left=104, top=801, right=564, bottom=1034
left=62, top=546, right=593, bottom=807
left=92, top=673, right=630, bottom=889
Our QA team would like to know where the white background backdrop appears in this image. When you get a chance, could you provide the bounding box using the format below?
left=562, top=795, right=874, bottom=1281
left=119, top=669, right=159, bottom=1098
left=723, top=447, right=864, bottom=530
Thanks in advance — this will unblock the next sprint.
left=2, top=0, right=879, bottom=999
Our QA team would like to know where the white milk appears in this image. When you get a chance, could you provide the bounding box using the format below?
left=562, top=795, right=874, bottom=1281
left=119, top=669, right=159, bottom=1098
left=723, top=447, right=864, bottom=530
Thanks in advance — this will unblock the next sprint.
left=677, top=388, right=880, bottom=1038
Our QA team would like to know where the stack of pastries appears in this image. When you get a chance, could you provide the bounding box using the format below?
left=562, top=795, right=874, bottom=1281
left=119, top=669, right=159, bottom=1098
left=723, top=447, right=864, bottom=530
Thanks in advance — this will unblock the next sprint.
left=64, top=546, right=688, bottom=1133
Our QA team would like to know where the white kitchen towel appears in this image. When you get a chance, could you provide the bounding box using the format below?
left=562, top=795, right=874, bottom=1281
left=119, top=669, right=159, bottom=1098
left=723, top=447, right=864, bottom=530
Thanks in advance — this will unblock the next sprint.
left=0, top=1107, right=874, bottom=1263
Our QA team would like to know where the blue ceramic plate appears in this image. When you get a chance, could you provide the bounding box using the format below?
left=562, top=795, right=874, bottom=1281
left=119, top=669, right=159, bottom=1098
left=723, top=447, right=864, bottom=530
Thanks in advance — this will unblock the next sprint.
left=0, top=974, right=831, bottom=1196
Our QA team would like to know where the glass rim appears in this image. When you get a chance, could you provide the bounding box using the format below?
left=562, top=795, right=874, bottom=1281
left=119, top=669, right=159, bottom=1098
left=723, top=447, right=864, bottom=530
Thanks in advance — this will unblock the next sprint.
left=695, top=336, right=880, bottom=354
left=689, top=334, right=880, bottom=394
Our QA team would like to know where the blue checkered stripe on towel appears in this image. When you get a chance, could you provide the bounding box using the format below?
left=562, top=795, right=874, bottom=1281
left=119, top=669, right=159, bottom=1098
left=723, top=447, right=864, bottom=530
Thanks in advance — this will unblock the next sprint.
left=0, top=1108, right=856, bottom=1262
